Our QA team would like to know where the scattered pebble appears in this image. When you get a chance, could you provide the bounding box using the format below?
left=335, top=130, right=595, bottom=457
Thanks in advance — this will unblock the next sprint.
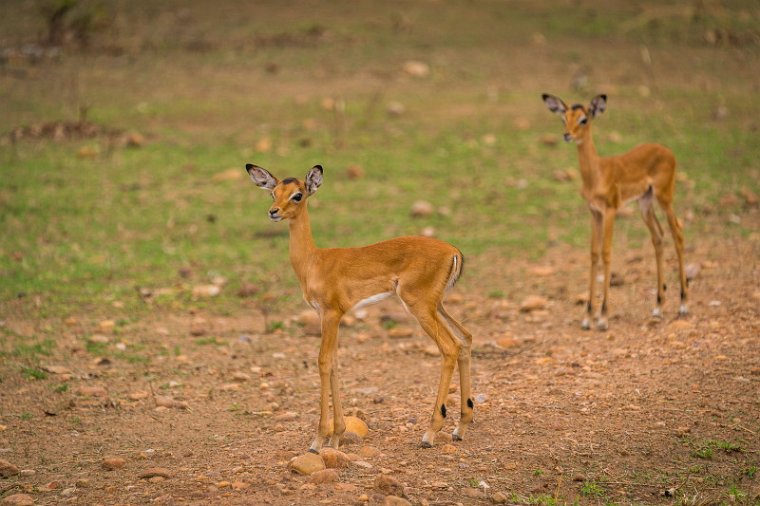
left=374, top=474, right=404, bottom=496
left=519, top=295, right=548, bottom=312
left=138, top=467, right=172, bottom=480
left=102, top=456, right=126, bottom=470
left=0, top=458, right=20, bottom=478
left=402, top=60, right=430, bottom=78
left=288, top=453, right=325, bottom=475
left=308, top=468, right=339, bottom=484
left=1, top=494, right=35, bottom=506
left=410, top=200, right=435, bottom=218
left=320, top=448, right=350, bottom=469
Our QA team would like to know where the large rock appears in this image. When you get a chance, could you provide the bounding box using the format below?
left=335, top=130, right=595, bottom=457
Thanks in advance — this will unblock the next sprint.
left=374, top=475, right=404, bottom=496
left=519, top=295, right=548, bottom=312
left=308, top=469, right=339, bottom=484
left=0, top=458, right=20, bottom=478
left=1, top=494, right=34, bottom=506
left=384, top=497, right=411, bottom=506
left=319, top=448, right=350, bottom=469
left=344, top=416, right=368, bottom=438
left=288, top=453, right=325, bottom=475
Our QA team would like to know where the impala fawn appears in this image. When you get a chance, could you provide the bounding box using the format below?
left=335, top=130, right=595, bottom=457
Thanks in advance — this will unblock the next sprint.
left=246, top=164, right=474, bottom=451
left=542, top=94, right=688, bottom=330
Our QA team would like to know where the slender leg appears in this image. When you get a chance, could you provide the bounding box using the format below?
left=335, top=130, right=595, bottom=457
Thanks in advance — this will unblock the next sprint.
left=406, top=302, right=460, bottom=448
left=328, top=347, right=346, bottom=448
left=661, top=202, right=688, bottom=315
left=438, top=304, right=473, bottom=441
left=639, top=196, right=665, bottom=318
left=597, top=208, right=617, bottom=330
left=309, top=309, right=343, bottom=453
left=584, top=209, right=603, bottom=330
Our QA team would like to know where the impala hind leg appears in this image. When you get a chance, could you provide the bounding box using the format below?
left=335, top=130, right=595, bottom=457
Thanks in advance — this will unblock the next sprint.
left=406, top=302, right=460, bottom=448
left=438, top=304, right=473, bottom=441
left=639, top=190, right=666, bottom=318
left=661, top=201, right=688, bottom=315
left=309, top=309, right=344, bottom=453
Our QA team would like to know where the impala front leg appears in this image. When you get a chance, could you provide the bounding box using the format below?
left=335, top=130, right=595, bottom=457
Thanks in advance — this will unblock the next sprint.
left=309, top=310, right=343, bottom=453
left=583, top=210, right=603, bottom=330
left=328, top=347, right=346, bottom=448
left=597, top=208, right=616, bottom=331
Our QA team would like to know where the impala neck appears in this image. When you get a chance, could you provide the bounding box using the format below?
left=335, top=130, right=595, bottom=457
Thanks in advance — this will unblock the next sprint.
left=288, top=205, right=318, bottom=278
left=576, top=125, right=600, bottom=189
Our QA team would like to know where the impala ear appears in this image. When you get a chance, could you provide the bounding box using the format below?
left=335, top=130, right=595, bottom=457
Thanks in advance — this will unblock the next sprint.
left=589, top=94, right=607, bottom=118
left=246, top=164, right=278, bottom=190
left=542, top=93, right=567, bottom=115
left=305, top=165, right=323, bottom=195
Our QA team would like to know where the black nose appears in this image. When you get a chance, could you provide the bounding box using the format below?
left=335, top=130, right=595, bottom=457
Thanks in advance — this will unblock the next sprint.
left=269, top=208, right=280, bottom=216
left=563, top=133, right=572, bottom=142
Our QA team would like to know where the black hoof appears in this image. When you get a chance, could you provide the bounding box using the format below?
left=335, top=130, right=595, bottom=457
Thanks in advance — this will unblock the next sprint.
left=421, top=441, right=433, bottom=449
left=308, top=448, right=319, bottom=454
left=452, top=433, right=463, bottom=441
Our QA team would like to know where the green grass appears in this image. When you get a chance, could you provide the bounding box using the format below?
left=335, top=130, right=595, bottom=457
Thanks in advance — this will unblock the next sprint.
left=580, top=481, right=605, bottom=498
left=21, top=367, right=47, bottom=380
left=0, top=0, right=758, bottom=324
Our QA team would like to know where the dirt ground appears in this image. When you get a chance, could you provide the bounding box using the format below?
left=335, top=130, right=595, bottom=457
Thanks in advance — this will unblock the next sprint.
left=1, top=218, right=759, bottom=505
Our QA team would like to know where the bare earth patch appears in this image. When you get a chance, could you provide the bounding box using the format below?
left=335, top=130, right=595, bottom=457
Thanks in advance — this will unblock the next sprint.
left=1, top=232, right=758, bottom=505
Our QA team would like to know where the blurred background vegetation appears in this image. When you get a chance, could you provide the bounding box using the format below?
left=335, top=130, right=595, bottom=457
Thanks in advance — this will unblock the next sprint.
left=1, top=0, right=758, bottom=323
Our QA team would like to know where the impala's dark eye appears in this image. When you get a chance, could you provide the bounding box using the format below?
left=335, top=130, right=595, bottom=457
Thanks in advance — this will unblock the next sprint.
left=579, top=117, right=588, bottom=126
left=291, top=193, right=303, bottom=202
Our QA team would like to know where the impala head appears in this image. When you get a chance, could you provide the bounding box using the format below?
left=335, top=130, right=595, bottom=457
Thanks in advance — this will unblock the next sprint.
left=542, top=93, right=607, bottom=144
left=246, top=163, right=323, bottom=222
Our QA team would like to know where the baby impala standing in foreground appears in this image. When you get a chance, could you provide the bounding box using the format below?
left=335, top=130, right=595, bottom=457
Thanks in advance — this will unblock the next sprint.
left=246, top=163, right=474, bottom=451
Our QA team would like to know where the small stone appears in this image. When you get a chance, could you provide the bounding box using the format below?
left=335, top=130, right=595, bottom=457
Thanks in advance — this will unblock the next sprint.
left=274, top=412, right=299, bottom=422
left=335, top=483, right=358, bottom=492
left=89, top=334, right=111, bottom=343
left=344, top=416, right=369, bottom=438
left=288, top=453, right=325, bottom=475
left=358, top=446, right=382, bottom=459
left=75, top=478, right=90, bottom=488
left=216, top=481, right=230, bottom=488
left=374, top=475, right=404, bottom=496
left=441, top=444, right=457, bottom=454
left=43, top=481, right=59, bottom=490
left=0, top=458, right=20, bottom=478
left=420, top=226, right=436, bottom=238
left=352, top=460, right=373, bottom=469
left=1, top=494, right=34, bottom=506
left=308, top=469, right=339, bottom=484
left=519, top=295, right=548, bottom=312
left=60, top=487, right=76, bottom=497
left=102, top=456, right=126, bottom=470
left=128, top=391, right=150, bottom=401
left=192, top=285, right=220, bottom=298
left=125, top=132, right=145, bottom=148
left=139, top=467, right=172, bottom=480
left=540, top=134, right=558, bottom=146
left=77, top=386, right=107, bottom=397
left=237, top=283, right=259, bottom=298
left=231, top=481, right=249, bottom=490
left=154, top=396, right=189, bottom=410
left=432, top=481, right=449, bottom=489
left=461, top=487, right=481, bottom=498
left=492, top=491, right=508, bottom=504
left=320, top=448, right=350, bottom=469
left=41, top=365, right=70, bottom=375
left=346, top=165, right=364, bottom=180
left=99, top=319, right=115, bottom=332
left=383, top=497, right=411, bottom=506
left=388, top=326, right=414, bottom=339
left=685, top=263, right=700, bottom=281
left=19, top=470, right=35, bottom=477
left=298, top=310, right=322, bottom=336
left=497, top=337, right=519, bottom=349
left=402, top=60, right=430, bottom=78
left=410, top=201, right=435, bottom=218
left=387, top=102, right=406, bottom=117
left=189, top=317, right=207, bottom=336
